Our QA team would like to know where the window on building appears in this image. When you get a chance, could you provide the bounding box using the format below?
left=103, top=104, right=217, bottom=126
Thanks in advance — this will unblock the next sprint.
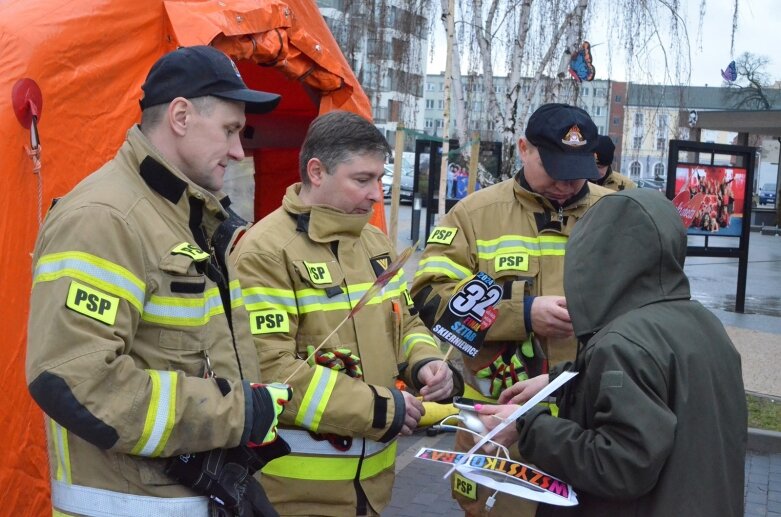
left=426, top=82, right=436, bottom=91
left=634, top=113, right=643, bottom=126
left=437, top=100, right=444, bottom=109
left=425, top=119, right=433, bottom=128
left=436, top=119, right=444, bottom=128
left=633, top=136, right=642, bottom=149
left=657, top=114, right=668, bottom=130
left=630, top=161, right=641, bottom=178
left=425, top=99, right=434, bottom=109
left=439, top=82, right=444, bottom=91
left=656, top=137, right=666, bottom=151
left=614, top=94, right=622, bottom=102
left=613, top=117, right=620, bottom=125
left=582, top=87, right=590, bottom=96
left=654, top=163, right=665, bottom=179
left=595, top=106, right=602, bottom=116
left=598, top=126, right=604, bottom=134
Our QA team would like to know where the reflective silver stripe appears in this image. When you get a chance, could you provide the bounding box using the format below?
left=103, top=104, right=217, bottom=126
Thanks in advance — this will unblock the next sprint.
left=51, top=479, right=208, bottom=517
left=278, top=428, right=394, bottom=457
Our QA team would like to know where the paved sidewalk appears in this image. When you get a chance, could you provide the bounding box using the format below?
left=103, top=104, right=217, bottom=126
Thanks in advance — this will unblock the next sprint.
left=385, top=430, right=781, bottom=516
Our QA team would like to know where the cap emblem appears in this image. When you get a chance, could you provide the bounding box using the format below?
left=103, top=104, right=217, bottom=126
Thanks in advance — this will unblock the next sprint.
left=229, top=58, right=242, bottom=78
left=561, top=125, right=587, bottom=147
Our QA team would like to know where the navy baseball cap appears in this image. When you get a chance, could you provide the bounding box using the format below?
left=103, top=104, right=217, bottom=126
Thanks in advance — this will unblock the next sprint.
left=594, top=135, right=615, bottom=166
left=140, top=45, right=280, bottom=114
left=524, top=103, right=599, bottom=180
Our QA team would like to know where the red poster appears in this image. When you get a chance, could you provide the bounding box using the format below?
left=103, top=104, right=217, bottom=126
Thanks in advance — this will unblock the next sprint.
left=673, top=165, right=746, bottom=237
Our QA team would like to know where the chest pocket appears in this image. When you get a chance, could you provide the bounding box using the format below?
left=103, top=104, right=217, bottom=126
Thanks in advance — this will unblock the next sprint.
left=489, top=253, right=541, bottom=295
left=145, top=247, right=212, bottom=376
left=291, top=260, right=350, bottom=355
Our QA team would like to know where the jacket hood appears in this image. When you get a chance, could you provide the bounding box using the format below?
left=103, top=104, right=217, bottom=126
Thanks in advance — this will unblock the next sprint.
left=564, top=189, right=691, bottom=337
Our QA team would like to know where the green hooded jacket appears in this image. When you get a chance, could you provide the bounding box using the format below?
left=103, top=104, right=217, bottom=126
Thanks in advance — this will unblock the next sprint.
left=517, top=188, right=747, bottom=517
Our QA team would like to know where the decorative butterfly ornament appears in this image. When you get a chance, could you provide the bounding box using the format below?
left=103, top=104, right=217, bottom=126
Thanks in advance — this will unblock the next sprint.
left=568, top=41, right=595, bottom=82
left=721, top=60, right=737, bottom=82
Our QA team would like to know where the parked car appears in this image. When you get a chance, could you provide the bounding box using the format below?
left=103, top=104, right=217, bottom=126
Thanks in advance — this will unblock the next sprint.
left=759, top=183, right=777, bottom=206
left=382, top=164, right=414, bottom=203
left=637, top=178, right=665, bottom=192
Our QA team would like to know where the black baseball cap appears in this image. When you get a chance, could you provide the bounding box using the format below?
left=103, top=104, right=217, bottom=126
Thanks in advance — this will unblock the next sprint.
left=524, top=103, right=599, bottom=180
left=594, top=135, right=615, bottom=166
left=140, top=45, right=281, bottom=114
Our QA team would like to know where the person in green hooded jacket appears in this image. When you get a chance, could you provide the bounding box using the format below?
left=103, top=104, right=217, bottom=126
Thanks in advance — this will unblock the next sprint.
left=476, top=188, right=747, bottom=517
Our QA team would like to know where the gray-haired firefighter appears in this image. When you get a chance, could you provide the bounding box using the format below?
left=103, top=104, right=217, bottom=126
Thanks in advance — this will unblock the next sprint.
left=26, top=46, right=291, bottom=517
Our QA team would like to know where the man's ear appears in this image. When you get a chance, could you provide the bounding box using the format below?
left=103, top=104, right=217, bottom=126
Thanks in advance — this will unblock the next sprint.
left=517, top=137, right=528, bottom=156
left=306, top=158, right=326, bottom=187
left=168, top=97, right=190, bottom=137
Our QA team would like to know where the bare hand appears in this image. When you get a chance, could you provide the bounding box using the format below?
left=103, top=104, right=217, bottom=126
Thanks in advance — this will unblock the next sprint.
left=530, top=296, right=574, bottom=338
left=472, top=403, right=520, bottom=450
left=417, top=360, right=454, bottom=401
left=498, top=374, right=549, bottom=404
left=399, top=390, right=425, bottom=435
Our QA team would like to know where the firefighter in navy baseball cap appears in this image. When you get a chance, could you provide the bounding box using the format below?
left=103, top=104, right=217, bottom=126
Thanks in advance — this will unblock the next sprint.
left=523, top=102, right=600, bottom=181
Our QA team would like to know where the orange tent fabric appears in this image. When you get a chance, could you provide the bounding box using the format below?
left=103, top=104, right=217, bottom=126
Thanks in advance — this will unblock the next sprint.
left=0, top=1, right=382, bottom=514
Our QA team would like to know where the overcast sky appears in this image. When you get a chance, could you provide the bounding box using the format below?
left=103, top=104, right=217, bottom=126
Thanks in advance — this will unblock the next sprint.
left=428, top=0, right=781, bottom=87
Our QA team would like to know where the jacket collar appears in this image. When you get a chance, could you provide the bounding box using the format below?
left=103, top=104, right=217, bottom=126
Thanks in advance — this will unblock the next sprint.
left=515, top=169, right=591, bottom=211
left=282, top=183, right=370, bottom=243
left=126, top=126, right=227, bottom=218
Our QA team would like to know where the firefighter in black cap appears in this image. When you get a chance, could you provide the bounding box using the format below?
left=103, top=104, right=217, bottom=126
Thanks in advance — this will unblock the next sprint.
left=591, top=135, right=636, bottom=191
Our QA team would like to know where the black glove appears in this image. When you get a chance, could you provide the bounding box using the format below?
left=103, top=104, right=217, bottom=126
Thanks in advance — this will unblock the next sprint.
left=166, top=440, right=291, bottom=516
left=247, top=383, right=292, bottom=447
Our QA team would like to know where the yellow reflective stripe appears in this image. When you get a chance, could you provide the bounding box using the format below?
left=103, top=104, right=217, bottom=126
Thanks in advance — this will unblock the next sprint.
left=50, top=419, right=72, bottom=484
left=242, top=286, right=298, bottom=313
left=294, top=278, right=405, bottom=314
left=295, top=366, right=338, bottom=431
left=401, top=333, right=439, bottom=358
left=414, top=256, right=471, bottom=280
left=262, top=441, right=397, bottom=481
left=142, top=288, right=224, bottom=326
left=476, top=235, right=568, bottom=259
left=34, top=252, right=145, bottom=312
left=229, top=280, right=244, bottom=309
left=131, top=370, right=178, bottom=457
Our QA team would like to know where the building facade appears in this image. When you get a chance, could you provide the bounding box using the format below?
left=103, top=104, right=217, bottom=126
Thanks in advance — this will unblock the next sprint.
left=317, top=0, right=429, bottom=142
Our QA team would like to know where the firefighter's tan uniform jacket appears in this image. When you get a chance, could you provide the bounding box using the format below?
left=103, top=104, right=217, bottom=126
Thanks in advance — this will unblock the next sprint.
left=597, top=167, right=637, bottom=191
left=26, top=126, right=260, bottom=517
left=231, top=184, right=445, bottom=516
left=410, top=172, right=609, bottom=516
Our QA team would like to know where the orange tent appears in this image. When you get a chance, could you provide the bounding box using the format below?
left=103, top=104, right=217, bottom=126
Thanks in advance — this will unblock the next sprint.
left=0, top=1, right=383, bottom=514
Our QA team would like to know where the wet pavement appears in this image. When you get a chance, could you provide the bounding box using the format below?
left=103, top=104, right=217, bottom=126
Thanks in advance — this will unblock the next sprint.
left=383, top=202, right=781, bottom=516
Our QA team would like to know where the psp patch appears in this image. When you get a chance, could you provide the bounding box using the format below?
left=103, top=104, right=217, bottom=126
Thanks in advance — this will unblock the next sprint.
left=66, top=281, right=119, bottom=325
left=427, top=227, right=458, bottom=245
left=494, top=253, right=529, bottom=272
left=453, top=472, right=477, bottom=500
left=171, top=242, right=210, bottom=262
left=250, top=310, right=290, bottom=334
left=304, top=262, right=332, bottom=285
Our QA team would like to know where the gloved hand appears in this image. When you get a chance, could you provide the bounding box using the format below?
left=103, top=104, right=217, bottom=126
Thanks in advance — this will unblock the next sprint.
left=307, top=346, right=363, bottom=379
left=247, top=382, right=292, bottom=447
left=166, top=441, right=290, bottom=517
left=475, top=346, right=528, bottom=399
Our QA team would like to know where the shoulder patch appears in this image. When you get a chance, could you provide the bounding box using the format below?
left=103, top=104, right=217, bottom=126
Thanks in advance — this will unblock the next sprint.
left=427, top=227, right=458, bottom=245
left=66, top=281, right=119, bottom=325
left=250, top=310, right=290, bottom=334
left=370, top=253, right=391, bottom=278
left=171, top=242, right=209, bottom=262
